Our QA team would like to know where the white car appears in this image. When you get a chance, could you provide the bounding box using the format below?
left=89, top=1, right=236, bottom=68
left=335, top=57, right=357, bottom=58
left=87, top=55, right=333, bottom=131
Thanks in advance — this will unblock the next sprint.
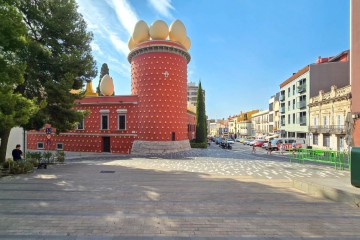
left=226, top=139, right=235, bottom=144
left=262, top=142, right=269, bottom=149
left=249, top=140, right=257, bottom=146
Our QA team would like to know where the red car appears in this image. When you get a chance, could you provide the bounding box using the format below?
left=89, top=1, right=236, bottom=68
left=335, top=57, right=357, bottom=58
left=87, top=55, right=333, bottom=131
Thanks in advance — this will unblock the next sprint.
left=254, top=140, right=267, bottom=147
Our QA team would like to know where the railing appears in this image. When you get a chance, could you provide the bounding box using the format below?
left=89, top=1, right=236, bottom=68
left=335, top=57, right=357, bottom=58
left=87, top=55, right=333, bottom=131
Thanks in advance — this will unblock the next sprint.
left=279, top=95, right=285, bottom=101
left=290, top=148, right=349, bottom=170
left=312, top=125, right=345, bottom=134
left=298, top=117, right=306, bottom=125
left=297, top=84, right=306, bottom=93
left=297, top=100, right=306, bottom=109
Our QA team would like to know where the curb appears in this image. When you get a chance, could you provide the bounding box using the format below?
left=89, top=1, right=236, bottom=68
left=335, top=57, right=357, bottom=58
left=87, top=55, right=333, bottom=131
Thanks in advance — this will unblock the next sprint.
left=292, top=178, right=360, bottom=207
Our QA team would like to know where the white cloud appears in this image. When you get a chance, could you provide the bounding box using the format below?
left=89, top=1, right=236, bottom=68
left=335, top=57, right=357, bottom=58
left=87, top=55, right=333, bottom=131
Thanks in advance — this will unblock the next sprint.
left=107, top=0, right=139, bottom=35
left=148, top=0, right=175, bottom=18
left=109, top=33, right=130, bottom=57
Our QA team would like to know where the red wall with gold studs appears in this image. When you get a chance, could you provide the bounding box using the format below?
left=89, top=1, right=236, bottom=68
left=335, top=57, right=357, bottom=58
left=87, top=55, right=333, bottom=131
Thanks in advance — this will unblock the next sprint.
left=27, top=96, right=139, bottom=154
left=130, top=44, right=189, bottom=141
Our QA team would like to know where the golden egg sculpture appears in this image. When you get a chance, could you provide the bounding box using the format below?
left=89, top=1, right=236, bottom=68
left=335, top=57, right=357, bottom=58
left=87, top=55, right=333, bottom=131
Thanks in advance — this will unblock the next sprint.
left=100, top=74, right=114, bottom=96
left=132, top=20, right=150, bottom=44
left=149, top=20, right=169, bottom=40
left=128, top=37, right=136, bottom=51
left=182, top=36, right=191, bottom=50
left=169, top=20, right=187, bottom=44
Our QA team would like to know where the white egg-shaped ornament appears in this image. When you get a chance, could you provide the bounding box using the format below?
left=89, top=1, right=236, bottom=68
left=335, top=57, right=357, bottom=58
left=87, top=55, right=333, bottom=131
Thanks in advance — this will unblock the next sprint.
left=128, top=36, right=136, bottom=51
left=169, top=20, right=187, bottom=44
left=182, top=36, right=191, bottom=50
left=100, top=74, right=114, bottom=96
left=132, top=20, right=150, bottom=44
left=149, top=20, right=168, bottom=40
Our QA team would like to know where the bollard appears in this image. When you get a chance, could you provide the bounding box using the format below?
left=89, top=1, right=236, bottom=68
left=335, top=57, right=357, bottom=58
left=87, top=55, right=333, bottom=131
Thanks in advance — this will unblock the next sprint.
left=351, top=147, right=360, bottom=187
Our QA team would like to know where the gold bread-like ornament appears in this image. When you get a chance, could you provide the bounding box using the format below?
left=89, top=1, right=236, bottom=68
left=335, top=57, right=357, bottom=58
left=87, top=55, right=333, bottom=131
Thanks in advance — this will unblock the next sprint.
left=100, top=74, right=114, bottom=96
left=132, top=20, right=150, bottom=44
left=169, top=20, right=186, bottom=44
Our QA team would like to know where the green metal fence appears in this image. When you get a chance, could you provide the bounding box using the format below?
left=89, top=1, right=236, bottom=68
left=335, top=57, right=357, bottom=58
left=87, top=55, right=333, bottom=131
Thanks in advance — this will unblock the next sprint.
left=289, top=148, right=350, bottom=170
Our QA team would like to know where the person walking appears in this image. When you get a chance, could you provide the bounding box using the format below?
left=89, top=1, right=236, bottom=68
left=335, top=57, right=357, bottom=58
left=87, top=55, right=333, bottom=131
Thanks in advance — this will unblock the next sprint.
left=252, top=144, right=256, bottom=154
left=267, top=142, right=272, bottom=155
left=292, top=142, right=296, bottom=156
left=279, top=143, right=284, bottom=155
left=12, top=144, right=23, bottom=161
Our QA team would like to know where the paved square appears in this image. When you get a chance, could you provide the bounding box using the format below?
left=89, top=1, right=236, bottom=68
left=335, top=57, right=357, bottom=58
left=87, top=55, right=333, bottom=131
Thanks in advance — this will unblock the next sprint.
left=0, top=144, right=359, bottom=239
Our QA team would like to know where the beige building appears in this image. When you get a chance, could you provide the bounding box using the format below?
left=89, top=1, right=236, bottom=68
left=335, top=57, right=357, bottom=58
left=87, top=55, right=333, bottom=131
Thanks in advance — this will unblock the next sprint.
left=308, top=85, right=351, bottom=151
left=236, top=110, right=259, bottom=137
left=252, top=110, right=269, bottom=138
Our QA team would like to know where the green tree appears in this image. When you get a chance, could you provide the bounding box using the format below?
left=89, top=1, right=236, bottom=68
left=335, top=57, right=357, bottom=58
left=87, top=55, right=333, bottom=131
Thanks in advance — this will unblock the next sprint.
left=97, top=63, right=109, bottom=96
left=0, top=0, right=39, bottom=162
left=0, top=0, right=97, bottom=162
left=195, top=81, right=207, bottom=143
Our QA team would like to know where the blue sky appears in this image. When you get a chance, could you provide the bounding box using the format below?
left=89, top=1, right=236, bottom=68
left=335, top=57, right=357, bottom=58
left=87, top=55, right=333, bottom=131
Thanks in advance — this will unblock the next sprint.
left=76, top=0, right=350, bottom=120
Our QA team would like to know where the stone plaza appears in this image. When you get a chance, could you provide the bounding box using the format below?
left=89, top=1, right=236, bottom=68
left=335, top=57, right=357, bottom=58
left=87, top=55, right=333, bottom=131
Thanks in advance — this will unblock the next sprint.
left=0, top=143, right=360, bottom=239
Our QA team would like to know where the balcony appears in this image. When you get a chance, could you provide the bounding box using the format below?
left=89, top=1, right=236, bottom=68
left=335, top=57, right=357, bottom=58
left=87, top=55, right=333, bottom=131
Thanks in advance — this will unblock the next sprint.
left=280, top=107, right=285, bottom=113
left=297, top=84, right=306, bottom=93
left=309, top=126, right=319, bottom=133
left=313, top=125, right=345, bottom=134
left=281, top=120, right=285, bottom=126
left=297, top=100, right=306, bottom=109
left=279, top=95, right=285, bottom=101
left=298, top=117, right=306, bottom=126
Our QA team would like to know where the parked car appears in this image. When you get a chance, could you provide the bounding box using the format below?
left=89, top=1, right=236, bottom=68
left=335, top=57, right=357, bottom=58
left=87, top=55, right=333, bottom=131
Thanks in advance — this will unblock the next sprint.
left=239, top=138, right=246, bottom=143
left=215, top=137, right=224, bottom=145
left=243, top=139, right=251, bottom=145
left=249, top=140, right=257, bottom=146
left=254, top=140, right=267, bottom=147
left=235, top=138, right=241, bottom=142
left=262, top=142, right=269, bottom=149
left=226, top=139, right=235, bottom=144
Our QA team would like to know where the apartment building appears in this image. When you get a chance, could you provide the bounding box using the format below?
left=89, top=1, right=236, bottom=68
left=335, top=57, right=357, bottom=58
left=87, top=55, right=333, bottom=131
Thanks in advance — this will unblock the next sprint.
left=251, top=110, right=269, bottom=138
left=187, top=82, right=205, bottom=107
left=308, top=85, right=351, bottom=151
left=268, top=93, right=280, bottom=134
left=279, top=50, right=349, bottom=142
left=236, top=110, right=259, bottom=137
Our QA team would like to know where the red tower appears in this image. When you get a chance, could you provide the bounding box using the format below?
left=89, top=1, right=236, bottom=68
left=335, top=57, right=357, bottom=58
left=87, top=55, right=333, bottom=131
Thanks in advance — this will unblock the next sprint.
left=128, top=40, right=191, bottom=153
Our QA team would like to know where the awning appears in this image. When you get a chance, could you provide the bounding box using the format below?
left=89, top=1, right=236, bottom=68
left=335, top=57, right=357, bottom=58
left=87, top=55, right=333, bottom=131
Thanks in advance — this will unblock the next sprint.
left=265, top=134, right=279, bottom=140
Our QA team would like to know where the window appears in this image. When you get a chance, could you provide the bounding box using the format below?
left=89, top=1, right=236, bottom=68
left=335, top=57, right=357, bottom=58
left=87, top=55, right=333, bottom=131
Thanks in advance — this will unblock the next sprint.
left=77, top=118, right=84, bottom=130
left=314, top=117, right=317, bottom=127
left=293, top=99, right=295, bottom=110
left=313, top=134, right=319, bottom=145
left=323, top=116, right=328, bottom=127
left=101, top=114, right=109, bottom=130
left=37, top=142, right=45, bottom=149
left=288, top=101, right=291, bottom=111
left=323, top=135, right=330, bottom=147
left=293, top=113, right=295, bottom=124
left=288, top=114, right=290, bottom=124
left=288, top=87, right=291, bottom=97
left=118, top=115, right=126, bottom=130
left=337, top=115, right=343, bottom=125
left=56, top=143, right=63, bottom=150
left=292, top=85, right=295, bottom=95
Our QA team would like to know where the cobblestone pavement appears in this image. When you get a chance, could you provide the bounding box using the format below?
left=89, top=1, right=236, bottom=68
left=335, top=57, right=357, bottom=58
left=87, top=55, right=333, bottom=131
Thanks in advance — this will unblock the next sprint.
left=0, top=143, right=358, bottom=239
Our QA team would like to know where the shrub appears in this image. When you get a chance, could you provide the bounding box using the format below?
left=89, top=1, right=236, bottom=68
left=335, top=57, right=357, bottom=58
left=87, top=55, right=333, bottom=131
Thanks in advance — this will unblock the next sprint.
left=27, top=158, right=39, bottom=168
left=27, top=152, right=42, bottom=161
left=190, top=142, right=208, bottom=149
left=2, top=159, right=15, bottom=169
left=56, top=151, right=65, bottom=163
left=42, top=151, right=53, bottom=163
left=9, top=161, right=34, bottom=174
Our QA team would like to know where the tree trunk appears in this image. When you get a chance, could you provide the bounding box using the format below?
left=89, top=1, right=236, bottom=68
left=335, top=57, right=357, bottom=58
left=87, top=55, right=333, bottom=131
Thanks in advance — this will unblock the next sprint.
left=0, top=128, right=11, bottom=163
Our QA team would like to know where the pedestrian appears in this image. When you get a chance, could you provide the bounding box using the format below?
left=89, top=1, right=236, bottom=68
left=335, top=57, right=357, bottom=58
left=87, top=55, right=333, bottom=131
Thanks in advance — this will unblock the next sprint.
left=279, top=143, right=284, bottom=155
left=252, top=144, right=256, bottom=154
left=292, top=142, right=296, bottom=155
left=267, top=142, right=272, bottom=155
left=12, top=144, right=23, bottom=161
